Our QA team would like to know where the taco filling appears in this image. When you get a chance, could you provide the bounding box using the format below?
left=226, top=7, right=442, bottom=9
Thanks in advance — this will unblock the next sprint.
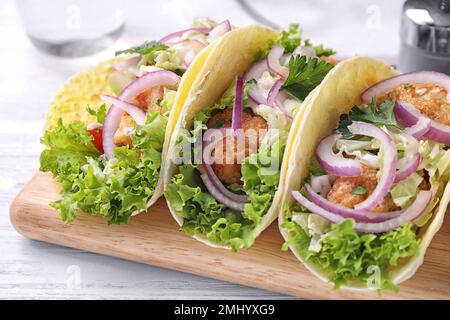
left=165, top=24, right=336, bottom=250
left=282, top=72, right=450, bottom=290
left=40, top=19, right=231, bottom=224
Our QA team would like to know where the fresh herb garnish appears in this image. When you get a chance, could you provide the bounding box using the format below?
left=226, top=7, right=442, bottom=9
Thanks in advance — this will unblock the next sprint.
left=337, top=96, right=402, bottom=138
left=311, top=44, right=336, bottom=57
left=272, top=23, right=302, bottom=53
left=87, top=104, right=107, bottom=124
left=115, top=40, right=169, bottom=56
left=351, top=186, right=368, bottom=195
left=282, top=55, right=334, bottom=101
left=403, top=83, right=412, bottom=89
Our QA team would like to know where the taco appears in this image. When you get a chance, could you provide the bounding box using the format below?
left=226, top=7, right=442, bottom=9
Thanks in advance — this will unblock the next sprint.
left=164, top=24, right=337, bottom=250
left=40, top=19, right=232, bottom=224
left=279, top=56, right=450, bottom=291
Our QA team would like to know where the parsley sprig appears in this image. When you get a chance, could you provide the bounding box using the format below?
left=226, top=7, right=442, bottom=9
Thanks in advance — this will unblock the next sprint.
left=282, top=55, right=334, bottom=101
left=337, top=96, right=403, bottom=138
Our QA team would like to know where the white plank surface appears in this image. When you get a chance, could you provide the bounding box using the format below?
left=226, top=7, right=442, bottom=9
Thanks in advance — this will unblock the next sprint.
left=0, top=0, right=402, bottom=299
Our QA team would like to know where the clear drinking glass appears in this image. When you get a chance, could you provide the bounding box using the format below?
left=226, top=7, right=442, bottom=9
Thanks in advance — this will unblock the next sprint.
left=15, top=0, right=125, bottom=57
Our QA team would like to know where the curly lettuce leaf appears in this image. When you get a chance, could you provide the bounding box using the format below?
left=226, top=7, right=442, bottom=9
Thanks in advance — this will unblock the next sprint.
left=165, top=164, right=255, bottom=251
left=40, top=112, right=167, bottom=224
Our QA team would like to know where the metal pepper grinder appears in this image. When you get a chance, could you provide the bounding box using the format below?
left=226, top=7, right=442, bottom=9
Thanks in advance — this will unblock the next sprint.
left=398, top=0, right=450, bottom=74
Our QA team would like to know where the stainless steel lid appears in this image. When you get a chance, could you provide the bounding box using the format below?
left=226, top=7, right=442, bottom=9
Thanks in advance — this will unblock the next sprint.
left=402, top=0, right=450, bottom=55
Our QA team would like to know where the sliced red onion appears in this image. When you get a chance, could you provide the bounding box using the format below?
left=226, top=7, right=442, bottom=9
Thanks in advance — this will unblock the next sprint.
left=203, top=164, right=248, bottom=203
left=244, top=58, right=269, bottom=83
left=208, top=20, right=231, bottom=41
left=310, top=176, right=331, bottom=196
left=396, top=101, right=450, bottom=145
left=406, top=117, right=432, bottom=139
left=113, top=56, right=141, bottom=72
left=159, top=27, right=211, bottom=44
left=395, top=101, right=421, bottom=127
left=425, top=120, right=450, bottom=145
left=394, top=152, right=422, bottom=183
left=361, top=71, right=450, bottom=104
left=292, top=189, right=432, bottom=233
left=200, top=173, right=245, bottom=212
left=267, top=78, right=284, bottom=106
left=100, top=95, right=146, bottom=126
left=349, top=122, right=397, bottom=211
left=232, top=76, right=244, bottom=137
left=102, top=70, right=180, bottom=159
left=304, top=184, right=402, bottom=223
left=274, top=89, right=294, bottom=119
left=248, top=86, right=267, bottom=105
left=316, top=134, right=362, bottom=176
left=267, top=46, right=289, bottom=79
left=201, top=129, right=249, bottom=205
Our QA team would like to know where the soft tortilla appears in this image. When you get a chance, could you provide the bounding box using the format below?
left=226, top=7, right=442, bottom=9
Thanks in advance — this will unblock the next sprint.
left=44, top=43, right=217, bottom=214
left=278, top=56, right=450, bottom=290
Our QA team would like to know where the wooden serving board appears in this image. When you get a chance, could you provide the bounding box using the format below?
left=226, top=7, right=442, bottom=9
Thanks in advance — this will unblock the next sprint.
left=9, top=172, right=450, bottom=299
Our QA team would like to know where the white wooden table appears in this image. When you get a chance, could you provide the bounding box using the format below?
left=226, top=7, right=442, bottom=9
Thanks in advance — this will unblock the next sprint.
left=0, top=0, right=402, bottom=299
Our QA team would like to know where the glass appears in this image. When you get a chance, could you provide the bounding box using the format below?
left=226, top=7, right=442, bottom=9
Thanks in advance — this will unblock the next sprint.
left=15, top=0, right=125, bottom=57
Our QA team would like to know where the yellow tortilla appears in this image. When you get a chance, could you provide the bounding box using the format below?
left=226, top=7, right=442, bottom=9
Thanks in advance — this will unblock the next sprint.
left=44, top=43, right=218, bottom=213
left=163, top=25, right=286, bottom=249
left=278, top=56, right=450, bottom=289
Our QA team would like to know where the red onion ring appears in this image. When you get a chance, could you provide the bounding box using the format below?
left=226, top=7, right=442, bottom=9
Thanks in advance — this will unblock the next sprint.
left=348, top=122, right=397, bottom=211
left=406, top=117, right=432, bottom=139
left=394, top=152, right=422, bottom=183
left=208, top=20, right=231, bottom=41
left=267, top=46, right=289, bottom=79
left=304, top=184, right=402, bottom=223
left=424, top=120, right=450, bottom=145
left=248, top=86, right=267, bottom=105
left=292, top=189, right=432, bottom=233
left=361, top=71, right=450, bottom=104
left=232, top=76, right=244, bottom=137
left=100, top=95, right=146, bottom=126
left=203, top=164, right=248, bottom=203
left=200, top=127, right=249, bottom=209
left=396, top=101, right=450, bottom=145
left=245, top=59, right=271, bottom=105
left=244, top=58, right=269, bottom=83
left=267, top=80, right=294, bottom=118
left=267, top=78, right=283, bottom=106
left=159, top=27, right=211, bottom=44
left=274, top=88, right=294, bottom=119
left=102, top=70, right=180, bottom=159
left=316, top=134, right=362, bottom=176
left=200, top=173, right=245, bottom=212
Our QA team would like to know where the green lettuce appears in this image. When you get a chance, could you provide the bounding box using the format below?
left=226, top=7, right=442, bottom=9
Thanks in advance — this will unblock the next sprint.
left=40, top=111, right=167, bottom=224
left=281, top=205, right=420, bottom=291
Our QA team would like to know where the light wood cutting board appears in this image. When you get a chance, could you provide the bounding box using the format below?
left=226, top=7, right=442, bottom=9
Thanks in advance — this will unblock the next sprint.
left=9, top=172, right=450, bottom=299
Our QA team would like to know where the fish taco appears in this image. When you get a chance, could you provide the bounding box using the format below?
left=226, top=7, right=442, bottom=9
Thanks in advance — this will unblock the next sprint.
left=164, top=24, right=337, bottom=250
left=40, top=19, right=232, bottom=224
left=279, top=56, right=450, bottom=291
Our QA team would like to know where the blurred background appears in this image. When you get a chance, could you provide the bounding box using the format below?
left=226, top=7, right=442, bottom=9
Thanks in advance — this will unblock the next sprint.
left=0, top=0, right=405, bottom=299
